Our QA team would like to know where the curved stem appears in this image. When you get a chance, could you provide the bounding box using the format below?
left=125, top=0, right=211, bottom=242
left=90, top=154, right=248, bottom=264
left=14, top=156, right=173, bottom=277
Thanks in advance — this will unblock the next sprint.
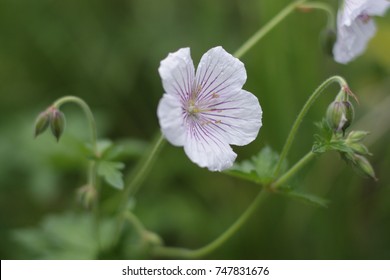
left=273, top=76, right=348, bottom=178
left=234, top=0, right=306, bottom=59
left=123, top=211, right=146, bottom=238
left=271, top=151, right=316, bottom=190
left=53, top=96, right=98, bottom=154
left=52, top=95, right=101, bottom=248
left=152, top=190, right=268, bottom=259
left=298, top=2, right=335, bottom=30
left=112, top=133, right=165, bottom=246
left=121, top=133, right=165, bottom=207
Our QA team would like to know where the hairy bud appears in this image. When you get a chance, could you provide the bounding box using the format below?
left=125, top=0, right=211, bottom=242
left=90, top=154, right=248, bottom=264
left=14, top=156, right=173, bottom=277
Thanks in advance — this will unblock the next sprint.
left=50, top=108, right=66, bottom=142
left=326, top=101, right=354, bottom=134
left=34, top=111, right=50, bottom=138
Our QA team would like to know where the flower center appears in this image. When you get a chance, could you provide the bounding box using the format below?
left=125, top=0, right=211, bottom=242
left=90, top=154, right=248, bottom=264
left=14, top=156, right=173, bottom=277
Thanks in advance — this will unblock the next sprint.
left=187, top=100, right=200, bottom=115
left=358, top=13, right=370, bottom=24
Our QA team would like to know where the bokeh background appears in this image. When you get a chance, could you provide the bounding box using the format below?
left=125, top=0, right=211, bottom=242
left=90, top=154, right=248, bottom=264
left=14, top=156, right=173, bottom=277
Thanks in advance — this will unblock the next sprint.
left=1, top=0, right=389, bottom=259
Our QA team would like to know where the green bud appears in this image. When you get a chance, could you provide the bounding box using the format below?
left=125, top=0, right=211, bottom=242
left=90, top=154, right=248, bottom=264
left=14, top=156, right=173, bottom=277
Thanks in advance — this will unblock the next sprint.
left=50, top=108, right=66, bottom=142
left=77, top=185, right=97, bottom=209
left=352, top=154, right=377, bottom=181
left=349, top=143, right=370, bottom=155
left=34, top=111, right=50, bottom=138
left=326, top=101, right=354, bottom=135
left=320, top=29, right=336, bottom=57
left=346, top=131, right=370, bottom=143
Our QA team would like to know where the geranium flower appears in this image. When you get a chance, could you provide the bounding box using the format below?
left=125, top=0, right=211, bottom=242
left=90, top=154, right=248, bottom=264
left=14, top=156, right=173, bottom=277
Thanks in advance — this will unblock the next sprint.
left=157, top=47, right=262, bottom=171
left=333, top=0, right=390, bottom=64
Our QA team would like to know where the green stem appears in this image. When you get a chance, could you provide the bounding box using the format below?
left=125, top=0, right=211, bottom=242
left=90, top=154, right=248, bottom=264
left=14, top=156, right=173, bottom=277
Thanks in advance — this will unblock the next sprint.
left=121, top=133, right=165, bottom=206
left=271, top=151, right=316, bottom=190
left=298, top=2, right=335, bottom=30
left=123, top=211, right=146, bottom=238
left=152, top=190, right=268, bottom=259
left=273, top=76, right=348, bottom=178
left=112, top=133, right=165, bottom=246
left=52, top=95, right=101, bottom=248
left=234, top=0, right=306, bottom=59
left=53, top=96, right=98, bottom=154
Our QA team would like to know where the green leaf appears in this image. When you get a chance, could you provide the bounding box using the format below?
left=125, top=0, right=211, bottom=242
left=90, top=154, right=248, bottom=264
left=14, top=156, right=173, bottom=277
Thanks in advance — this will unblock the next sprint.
left=226, top=146, right=287, bottom=185
left=103, top=139, right=148, bottom=161
left=13, top=212, right=116, bottom=259
left=280, top=188, right=329, bottom=208
left=97, top=161, right=125, bottom=190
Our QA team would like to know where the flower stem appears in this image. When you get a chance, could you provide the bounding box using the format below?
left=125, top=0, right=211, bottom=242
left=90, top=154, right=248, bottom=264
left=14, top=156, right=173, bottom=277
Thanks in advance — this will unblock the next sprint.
left=234, top=0, right=307, bottom=59
left=121, top=133, right=165, bottom=206
left=273, top=76, right=348, bottom=178
left=52, top=95, right=101, bottom=248
left=152, top=190, right=268, bottom=259
left=271, top=151, right=316, bottom=190
left=53, top=96, right=98, bottom=154
left=298, top=2, right=335, bottom=30
left=112, top=133, right=165, bottom=246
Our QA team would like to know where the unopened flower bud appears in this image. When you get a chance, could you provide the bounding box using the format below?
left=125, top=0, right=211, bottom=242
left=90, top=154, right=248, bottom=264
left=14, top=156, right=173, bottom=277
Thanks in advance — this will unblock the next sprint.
left=326, top=101, right=354, bottom=134
left=346, top=131, right=369, bottom=143
left=50, top=108, right=66, bottom=142
left=349, top=143, right=370, bottom=155
left=320, top=29, right=337, bottom=56
left=352, top=154, right=377, bottom=181
left=34, top=111, right=50, bottom=138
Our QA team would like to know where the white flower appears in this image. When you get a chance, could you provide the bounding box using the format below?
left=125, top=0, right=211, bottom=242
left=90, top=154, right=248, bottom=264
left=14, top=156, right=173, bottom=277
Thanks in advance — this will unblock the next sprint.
left=333, top=0, right=390, bottom=64
left=157, top=47, right=262, bottom=171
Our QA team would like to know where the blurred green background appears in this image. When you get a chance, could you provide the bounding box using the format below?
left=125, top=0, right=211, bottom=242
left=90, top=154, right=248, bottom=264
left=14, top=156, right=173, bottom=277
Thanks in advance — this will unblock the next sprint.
left=1, top=0, right=389, bottom=259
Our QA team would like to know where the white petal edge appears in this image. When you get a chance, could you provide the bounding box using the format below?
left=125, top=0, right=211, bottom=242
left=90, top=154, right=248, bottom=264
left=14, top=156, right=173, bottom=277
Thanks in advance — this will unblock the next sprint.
left=363, top=0, right=390, bottom=17
left=333, top=11, right=376, bottom=64
left=195, top=46, right=246, bottom=102
left=157, top=93, right=186, bottom=146
left=158, top=48, right=195, bottom=102
left=183, top=133, right=237, bottom=172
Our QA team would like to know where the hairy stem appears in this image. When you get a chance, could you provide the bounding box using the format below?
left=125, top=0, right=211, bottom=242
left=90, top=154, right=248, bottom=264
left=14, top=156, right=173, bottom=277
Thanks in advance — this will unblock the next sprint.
left=152, top=190, right=268, bottom=259
left=234, top=0, right=307, bottom=59
left=273, top=76, right=348, bottom=178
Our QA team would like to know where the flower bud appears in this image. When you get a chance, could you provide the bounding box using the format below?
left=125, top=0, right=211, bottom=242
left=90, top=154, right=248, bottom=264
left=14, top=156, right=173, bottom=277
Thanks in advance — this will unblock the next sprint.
left=50, top=108, right=66, bottom=142
left=320, top=29, right=336, bottom=56
left=352, top=154, right=377, bottom=181
left=346, top=131, right=369, bottom=143
left=326, top=100, right=354, bottom=134
left=34, top=111, right=50, bottom=138
left=349, top=143, right=370, bottom=155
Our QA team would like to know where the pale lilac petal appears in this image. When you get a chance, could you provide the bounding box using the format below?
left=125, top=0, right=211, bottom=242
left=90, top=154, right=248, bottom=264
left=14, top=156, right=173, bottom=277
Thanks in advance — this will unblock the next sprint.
left=184, top=132, right=237, bottom=172
left=334, top=11, right=376, bottom=64
left=157, top=46, right=263, bottom=171
left=195, top=46, right=246, bottom=103
left=196, top=90, right=262, bottom=146
left=158, top=48, right=195, bottom=102
left=157, top=93, right=186, bottom=146
left=359, top=0, right=390, bottom=17
left=342, top=0, right=367, bottom=25
left=334, top=0, right=390, bottom=64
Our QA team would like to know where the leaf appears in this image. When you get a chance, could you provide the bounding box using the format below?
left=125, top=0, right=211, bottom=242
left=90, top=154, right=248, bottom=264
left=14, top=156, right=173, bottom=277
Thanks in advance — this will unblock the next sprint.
left=97, top=161, right=125, bottom=190
left=13, top=212, right=117, bottom=259
left=226, top=146, right=287, bottom=185
left=103, top=139, right=148, bottom=161
left=280, top=188, right=329, bottom=208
